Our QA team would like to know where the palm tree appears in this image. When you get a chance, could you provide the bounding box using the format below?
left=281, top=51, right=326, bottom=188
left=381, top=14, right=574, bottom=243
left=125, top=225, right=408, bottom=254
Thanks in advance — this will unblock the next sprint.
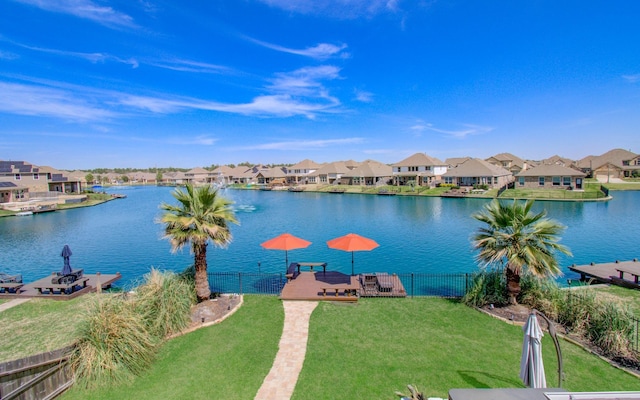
left=472, top=199, right=571, bottom=304
left=160, top=184, right=238, bottom=302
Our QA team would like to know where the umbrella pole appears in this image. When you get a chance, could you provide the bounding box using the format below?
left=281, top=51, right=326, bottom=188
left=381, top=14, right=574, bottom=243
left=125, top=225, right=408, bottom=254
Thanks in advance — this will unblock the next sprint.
left=351, top=252, right=354, bottom=276
left=285, top=250, right=289, bottom=270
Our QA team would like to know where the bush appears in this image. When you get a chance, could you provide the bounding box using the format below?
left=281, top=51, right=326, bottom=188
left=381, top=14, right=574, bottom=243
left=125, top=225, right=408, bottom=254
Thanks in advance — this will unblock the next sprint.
left=519, top=274, right=562, bottom=319
left=587, top=301, right=636, bottom=360
left=133, top=268, right=196, bottom=338
left=462, top=269, right=507, bottom=307
left=71, top=296, right=158, bottom=388
left=70, top=269, right=197, bottom=387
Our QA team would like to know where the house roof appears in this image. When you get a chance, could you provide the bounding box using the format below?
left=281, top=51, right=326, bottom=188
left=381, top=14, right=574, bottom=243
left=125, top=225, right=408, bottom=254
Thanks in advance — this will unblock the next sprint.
left=313, top=161, right=350, bottom=176
left=186, top=167, right=210, bottom=175
left=516, top=163, right=586, bottom=177
left=0, top=161, right=36, bottom=174
left=443, top=158, right=511, bottom=177
left=289, top=159, right=321, bottom=170
left=444, top=157, right=471, bottom=168
left=211, top=165, right=236, bottom=175
left=0, top=181, right=19, bottom=188
left=343, top=160, right=392, bottom=178
left=486, top=152, right=526, bottom=168
left=577, top=148, right=639, bottom=170
left=393, top=152, right=445, bottom=167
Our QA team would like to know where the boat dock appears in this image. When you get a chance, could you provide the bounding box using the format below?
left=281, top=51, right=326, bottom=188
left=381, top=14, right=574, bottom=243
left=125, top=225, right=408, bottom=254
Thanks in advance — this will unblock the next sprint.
left=280, top=271, right=406, bottom=302
left=569, top=259, right=640, bottom=289
left=0, top=272, right=122, bottom=300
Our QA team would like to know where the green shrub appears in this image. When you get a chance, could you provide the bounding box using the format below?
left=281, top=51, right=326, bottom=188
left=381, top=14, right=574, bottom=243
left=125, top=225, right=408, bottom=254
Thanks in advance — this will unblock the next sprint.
left=133, top=268, right=196, bottom=338
left=462, top=269, right=507, bottom=307
left=71, top=296, right=158, bottom=388
left=587, top=301, right=636, bottom=360
left=519, top=274, right=562, bottom=319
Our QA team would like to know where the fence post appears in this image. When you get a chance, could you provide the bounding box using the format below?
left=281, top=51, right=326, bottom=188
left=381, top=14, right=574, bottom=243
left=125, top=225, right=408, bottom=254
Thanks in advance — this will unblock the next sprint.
left=411, top=273, right=414, bottom=299
left=238, top=272, right=242, bottom=295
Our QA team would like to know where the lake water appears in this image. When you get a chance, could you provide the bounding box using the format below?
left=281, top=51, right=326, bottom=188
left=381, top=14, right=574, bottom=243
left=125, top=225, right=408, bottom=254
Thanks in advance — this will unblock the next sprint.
left=1, top=186, right=638, bottom=287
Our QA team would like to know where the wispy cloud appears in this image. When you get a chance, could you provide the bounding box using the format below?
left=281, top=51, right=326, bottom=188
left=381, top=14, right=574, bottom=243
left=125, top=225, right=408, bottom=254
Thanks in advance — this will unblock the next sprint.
left=622, top=74, right=640, bottom=83
left=0, top=81, right=115, bottom=120
left=237, top=138, right=364, bottom=151
left=246, top=37, right=348, bottom=59
left=168, top=135, right=218, bottom=146
left=13, top=0, right=137, bottom=29
left=354, top=89, right=373, bottom=102
left=257, top=0, right=400, bottom=19
left=14, top=41, right=139, bottom=67
left=0, top=50, right=19, bottom=60
left=411, top=122, right=493, bottom=138
left=145, top=58, right=232, bottom=74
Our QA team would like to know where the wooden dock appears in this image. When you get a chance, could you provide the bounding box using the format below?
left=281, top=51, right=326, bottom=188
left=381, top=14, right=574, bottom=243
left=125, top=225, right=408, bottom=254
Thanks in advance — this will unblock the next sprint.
left=0, top=272, right=122, bottom=300
left=280, top=271, right=407, bottom=302
left=569, top=259, right=640, bottom=289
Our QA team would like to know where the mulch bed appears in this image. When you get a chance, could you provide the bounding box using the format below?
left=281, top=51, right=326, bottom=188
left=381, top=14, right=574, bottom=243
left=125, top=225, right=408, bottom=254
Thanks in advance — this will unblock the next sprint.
left=189, top=294, right=243, bottom=328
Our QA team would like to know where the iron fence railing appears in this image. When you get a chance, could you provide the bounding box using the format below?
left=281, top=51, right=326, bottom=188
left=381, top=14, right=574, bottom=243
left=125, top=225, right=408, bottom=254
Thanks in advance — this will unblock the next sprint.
left=207, top=272, right=472, bottom=298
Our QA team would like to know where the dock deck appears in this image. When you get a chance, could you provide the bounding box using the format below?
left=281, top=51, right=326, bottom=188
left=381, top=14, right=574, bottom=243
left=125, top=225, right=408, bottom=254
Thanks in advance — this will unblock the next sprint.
left=0, top=272, right=122, bottom=300
left=569, top=259, right=640, bottom=289
left=280, top=271, right=407, bottom=301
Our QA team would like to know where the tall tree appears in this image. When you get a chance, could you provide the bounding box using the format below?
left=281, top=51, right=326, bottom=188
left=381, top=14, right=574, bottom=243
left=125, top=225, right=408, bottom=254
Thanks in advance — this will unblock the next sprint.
left=472, top=199, right=571, bottom=304
left=160, top=184, right=238, bottom=302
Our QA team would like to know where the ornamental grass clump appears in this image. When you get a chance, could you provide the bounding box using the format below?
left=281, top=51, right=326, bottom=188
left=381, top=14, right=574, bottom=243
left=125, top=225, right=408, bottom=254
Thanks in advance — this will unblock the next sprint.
left=133, top=268, right=196, bottom=338
left=586, top=301, right=637, bottom=360
left=519, top=274, right=562, bottom=319
left=462, top=269, right=507, bottom=307
left=71, top=296, right=157, bottom=388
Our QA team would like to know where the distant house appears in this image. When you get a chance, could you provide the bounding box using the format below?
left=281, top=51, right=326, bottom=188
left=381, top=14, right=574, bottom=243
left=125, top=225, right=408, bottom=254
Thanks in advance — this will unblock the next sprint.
left=184, top=167, right=212, bottom=184
left=442, top=158, right=512, bottom=189
left=286, top=159, right=322, bottom=184
left=311, top=161, right=351, bottom=185
left=576, top=148, right=640, bottom=179
left=392, top=153, right=447, bottom=187
left=0, top=161, right=83, bottom=194
left=256, top=167, right=288, bottom=186
left=515, top=164, right=586, bottom=190
left=210, top=165, right=236, bottom=185
left=340, top=160, right=392, bottom=186
left=445, top=157, right=472, bottom=168
left=485, top=152, right=528, bottom=175
left=541, top=155, right=578, bottom=169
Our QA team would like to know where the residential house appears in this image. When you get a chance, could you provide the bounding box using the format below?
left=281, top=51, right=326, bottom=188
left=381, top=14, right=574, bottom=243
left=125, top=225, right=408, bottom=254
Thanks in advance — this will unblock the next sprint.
left=163, top=171, right=188, bottom=185
left=576, top=148, right=640, bottom=179
left=0, top=161, right=83, bottom=194
left=210, top=165, right=236, bottom=185
left=515, top=164, right=586, bottom=190
left=256, top=167, right=288, bottom=186
left=286, top=159, right=322, bottom=184
left=184, top=167, right=212, bottom=185
left=392, top=153, right=447, bottom=187
left=541, top=155, right=577, bottom=169
left=311, top=161, right=352, bottom=185
left=485, top=152, right=528, bottom=175
left=442, top=158, right=512, bottom=189
left=340, top=160, right=393, bottom=186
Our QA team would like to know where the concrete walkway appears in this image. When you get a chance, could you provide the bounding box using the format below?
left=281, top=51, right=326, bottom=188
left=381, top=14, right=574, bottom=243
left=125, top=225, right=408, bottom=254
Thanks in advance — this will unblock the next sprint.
left=0, top=298, right=31, bottom=312
left=254, top=301, right=318, bottom=400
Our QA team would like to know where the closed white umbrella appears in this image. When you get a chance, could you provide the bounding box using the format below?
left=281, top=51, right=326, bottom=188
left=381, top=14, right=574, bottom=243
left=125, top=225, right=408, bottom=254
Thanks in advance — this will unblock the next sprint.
left=520, top=312, right=546, bottom=388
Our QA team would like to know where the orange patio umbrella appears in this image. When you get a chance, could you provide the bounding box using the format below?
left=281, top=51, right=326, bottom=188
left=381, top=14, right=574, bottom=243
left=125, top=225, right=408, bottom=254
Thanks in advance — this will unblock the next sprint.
left=326, top=233, right=379, bottom=276
left=261, top=233, right=311, bottom=270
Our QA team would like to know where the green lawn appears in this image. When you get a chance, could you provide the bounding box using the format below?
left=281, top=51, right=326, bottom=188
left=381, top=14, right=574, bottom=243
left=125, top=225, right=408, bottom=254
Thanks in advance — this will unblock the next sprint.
left=58, top=297, right=639, bottom=400
left=500, top=187, right=606, bottom=200
left=592, top=285, right=640, bottom=315
left=61, top=296, right=284, bottom=400
left=0, top=296, right=94, bottom=362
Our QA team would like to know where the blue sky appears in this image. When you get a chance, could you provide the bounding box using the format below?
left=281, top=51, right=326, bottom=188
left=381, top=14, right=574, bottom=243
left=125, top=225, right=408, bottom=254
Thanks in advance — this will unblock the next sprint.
left=1, top=0, right=639, bottom=169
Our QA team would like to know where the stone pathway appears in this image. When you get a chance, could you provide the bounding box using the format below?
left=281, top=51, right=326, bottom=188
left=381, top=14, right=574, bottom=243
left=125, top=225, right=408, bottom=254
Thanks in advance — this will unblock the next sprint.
left=254, top=301, right=318, bottom=400
left=0, top=298, right=31, bottom=313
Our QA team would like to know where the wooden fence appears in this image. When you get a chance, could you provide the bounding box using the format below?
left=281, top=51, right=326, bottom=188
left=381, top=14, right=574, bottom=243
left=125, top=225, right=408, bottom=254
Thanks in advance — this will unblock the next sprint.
left=0, top=346, right=73, bottom=400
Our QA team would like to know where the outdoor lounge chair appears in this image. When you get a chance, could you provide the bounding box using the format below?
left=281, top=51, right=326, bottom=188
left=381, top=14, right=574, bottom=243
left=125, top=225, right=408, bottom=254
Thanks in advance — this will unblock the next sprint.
left=52, top=268, right=84, bottom=285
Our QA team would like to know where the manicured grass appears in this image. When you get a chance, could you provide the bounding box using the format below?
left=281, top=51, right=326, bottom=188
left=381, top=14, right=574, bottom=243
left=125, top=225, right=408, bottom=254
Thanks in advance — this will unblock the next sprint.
left=56, top=193, right=114, bottom=210
left=592, top=285, right=640, bottom=315
left=0, top=296, right=94, bottom=362
left=500, top=187, right=606, bottom=200
left=61, top=296, right=284, bottom=400
left=294, top=298, right=640, bottom=399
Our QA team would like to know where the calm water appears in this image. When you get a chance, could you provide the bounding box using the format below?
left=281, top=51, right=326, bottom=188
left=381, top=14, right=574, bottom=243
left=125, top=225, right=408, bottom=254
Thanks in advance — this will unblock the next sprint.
left=1, top=186, right=638, bottom=287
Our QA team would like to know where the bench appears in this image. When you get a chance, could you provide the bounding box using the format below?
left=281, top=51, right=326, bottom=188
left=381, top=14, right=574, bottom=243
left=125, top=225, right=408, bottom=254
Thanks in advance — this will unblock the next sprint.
left=34, top=277, right=90, bottom=295
left=321, top=286, right=358, bottom=297
left=376, top=273, right=394, bottom=292
left=0, top=282, right=24, bottom=294
left=616, top=268, right=640, bottom=284
left=286, top=263, right=300, bottom=281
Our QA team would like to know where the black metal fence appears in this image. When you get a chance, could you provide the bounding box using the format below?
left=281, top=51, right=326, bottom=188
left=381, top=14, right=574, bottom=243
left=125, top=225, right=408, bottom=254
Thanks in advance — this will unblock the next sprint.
left=207, top=272, right=472, bottom=298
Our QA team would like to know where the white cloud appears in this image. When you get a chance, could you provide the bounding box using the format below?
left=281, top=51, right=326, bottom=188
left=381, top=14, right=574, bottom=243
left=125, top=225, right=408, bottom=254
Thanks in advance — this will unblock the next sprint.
left=13, top=0, right=137, bottom=29
left=354, top=89, right=373, bottom=102
left=15, top=42, right=139, bottom=67
left=0, top=81, right=115, bottom=120
left=622, top=74, right=640, bottom=83
left=257, top=0, right=400, bottom=19
left=246, top=37, right=348, bottom=59
left=146, top=58, right=232, bottom=74
left=168, top=135, right=218, bottom=146
left=417, top=122, right=493, bottom=138
left=0, top=50, right=19, bottom=60
left=237, top=137, right=364, bottom=151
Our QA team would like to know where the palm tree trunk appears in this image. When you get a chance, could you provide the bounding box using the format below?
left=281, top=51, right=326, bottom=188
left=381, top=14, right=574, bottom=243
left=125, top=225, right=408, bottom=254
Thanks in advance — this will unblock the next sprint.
left=505, top=265, right=521, bottom=305
left=194, top=242, right=211, bottom=302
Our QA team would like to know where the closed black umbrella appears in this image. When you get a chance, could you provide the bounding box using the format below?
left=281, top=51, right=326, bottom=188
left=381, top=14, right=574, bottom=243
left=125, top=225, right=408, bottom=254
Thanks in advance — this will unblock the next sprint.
left=61, top=245, right=73, bottom=275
